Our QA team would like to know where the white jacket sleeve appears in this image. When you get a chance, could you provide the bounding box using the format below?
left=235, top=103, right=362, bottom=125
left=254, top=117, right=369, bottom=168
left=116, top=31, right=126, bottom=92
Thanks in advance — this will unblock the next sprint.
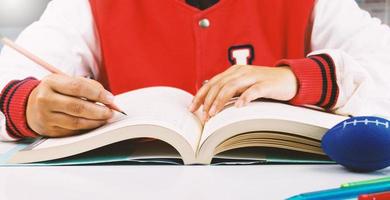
left=0, top=0, right=100, bottom=141
left=0, top=0, right=101, bottom=85
left=311, top=0, right=390, bottom=118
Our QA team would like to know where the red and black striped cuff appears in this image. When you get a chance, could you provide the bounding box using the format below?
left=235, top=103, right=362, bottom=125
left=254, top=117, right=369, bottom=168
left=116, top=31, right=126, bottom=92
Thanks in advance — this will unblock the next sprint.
left=276, top=54, right=339, bottom=110
left=0, top=77, right=40, bottom=139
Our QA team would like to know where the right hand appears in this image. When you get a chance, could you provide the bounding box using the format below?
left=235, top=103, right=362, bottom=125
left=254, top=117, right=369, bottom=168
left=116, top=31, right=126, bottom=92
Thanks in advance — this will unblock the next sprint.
left=26, top=74, right=114, bottom=137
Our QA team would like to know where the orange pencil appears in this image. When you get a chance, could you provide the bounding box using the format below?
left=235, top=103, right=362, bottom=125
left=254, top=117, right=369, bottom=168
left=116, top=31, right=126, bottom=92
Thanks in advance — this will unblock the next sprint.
left=0, top=34, right=127, bottom=115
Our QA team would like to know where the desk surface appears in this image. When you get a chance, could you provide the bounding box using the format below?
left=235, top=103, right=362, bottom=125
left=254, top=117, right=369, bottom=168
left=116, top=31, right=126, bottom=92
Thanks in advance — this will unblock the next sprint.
left=0, top=164, right=389, bottom=200
left=1, top=140, right=389, bottom=200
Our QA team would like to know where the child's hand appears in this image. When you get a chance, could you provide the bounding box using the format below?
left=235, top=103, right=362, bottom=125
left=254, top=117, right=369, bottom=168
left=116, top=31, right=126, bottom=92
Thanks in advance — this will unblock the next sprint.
left=189, top=65, right=298, bottom=121
left=26, top=74, right=114, bottom=137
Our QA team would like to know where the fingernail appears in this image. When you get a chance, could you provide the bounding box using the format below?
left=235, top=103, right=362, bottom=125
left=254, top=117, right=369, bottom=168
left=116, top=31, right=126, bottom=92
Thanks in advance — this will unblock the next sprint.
left=235, top=100, right=243, bottom=108
left=203, top=114, right=210, bottom=123
left=234, top=101, right=239, bottom=107
left=104, top=90, right=115, bottom=103
left=202, top=112, right=208, bottom=122
left=209, top=105, right=216, bottom=116
left=188, top=103, right=195, bottom=112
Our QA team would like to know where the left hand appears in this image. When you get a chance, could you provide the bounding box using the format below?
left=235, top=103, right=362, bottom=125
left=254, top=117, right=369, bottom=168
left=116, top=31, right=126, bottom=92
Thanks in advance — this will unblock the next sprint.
left=189, top=65, right=298, bottom=121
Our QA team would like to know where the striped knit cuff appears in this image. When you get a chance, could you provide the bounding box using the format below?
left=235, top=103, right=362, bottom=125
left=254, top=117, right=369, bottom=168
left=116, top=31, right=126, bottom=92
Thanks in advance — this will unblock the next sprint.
left=0, top=77, right=40, bottom=139
left=276, top=54, right=339, bottom=110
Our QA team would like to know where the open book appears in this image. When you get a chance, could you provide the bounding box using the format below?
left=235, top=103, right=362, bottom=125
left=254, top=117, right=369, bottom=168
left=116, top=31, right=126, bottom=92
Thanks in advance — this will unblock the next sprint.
left=7, top=87, right=348, bottom=165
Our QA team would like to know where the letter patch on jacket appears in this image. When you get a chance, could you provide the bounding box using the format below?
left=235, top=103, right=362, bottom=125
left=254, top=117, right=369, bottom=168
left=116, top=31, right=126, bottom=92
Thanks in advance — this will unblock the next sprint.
left=228, top=44, right=255, bottom=65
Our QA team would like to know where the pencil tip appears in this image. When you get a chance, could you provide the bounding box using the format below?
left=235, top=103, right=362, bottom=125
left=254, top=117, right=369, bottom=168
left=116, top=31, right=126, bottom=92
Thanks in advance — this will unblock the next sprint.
left=120, top=111, right=128, bottom=116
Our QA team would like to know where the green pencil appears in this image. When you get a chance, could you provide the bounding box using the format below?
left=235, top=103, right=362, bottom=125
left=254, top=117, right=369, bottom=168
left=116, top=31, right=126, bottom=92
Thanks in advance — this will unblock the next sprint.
left=341, top=176, right=390, bottom=188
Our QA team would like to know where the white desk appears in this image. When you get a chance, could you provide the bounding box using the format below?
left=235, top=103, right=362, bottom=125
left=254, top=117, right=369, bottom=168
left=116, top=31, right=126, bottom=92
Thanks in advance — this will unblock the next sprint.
left=0, top=141, right=389, bottom=200
left=0, top=164, right=389, bottom=200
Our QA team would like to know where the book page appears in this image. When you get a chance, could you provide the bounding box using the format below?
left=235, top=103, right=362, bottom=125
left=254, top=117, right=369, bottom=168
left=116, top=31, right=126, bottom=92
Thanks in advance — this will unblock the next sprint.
left=200, top=101, right=348, bottom=145
left=0, top=142, right=20, bottom=154
left=33, top=87, right=203, bottom=152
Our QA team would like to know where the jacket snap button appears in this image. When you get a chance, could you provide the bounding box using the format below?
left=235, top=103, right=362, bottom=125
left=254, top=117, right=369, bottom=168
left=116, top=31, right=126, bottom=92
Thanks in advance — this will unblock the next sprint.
left=199, top=18, right=210, bottom=28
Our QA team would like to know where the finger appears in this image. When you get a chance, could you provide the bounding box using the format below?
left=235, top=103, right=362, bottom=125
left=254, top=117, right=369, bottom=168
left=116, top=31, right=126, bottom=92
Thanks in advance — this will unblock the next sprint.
left=203, top=72, right=247, bottom=116
left=189, top=65, right=243, bottom=112
left=236, top=83, right=268, bottom=107
left=209, top=79, right=252, bottom=116
left=201, top=112, right=210, bottom=124
left=49, top=112, right=107, bottom=131
left=50, top=93, right=113, bottom=120
left=190, top=75, right=226, bottom=112
left=189, top=82, right=212, bottom=112
left=43, top=74, right=114, bottom=105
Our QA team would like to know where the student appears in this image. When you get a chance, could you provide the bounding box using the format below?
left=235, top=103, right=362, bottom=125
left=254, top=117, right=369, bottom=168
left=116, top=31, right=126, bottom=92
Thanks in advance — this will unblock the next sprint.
left=0, top=0, right=389, bottom=141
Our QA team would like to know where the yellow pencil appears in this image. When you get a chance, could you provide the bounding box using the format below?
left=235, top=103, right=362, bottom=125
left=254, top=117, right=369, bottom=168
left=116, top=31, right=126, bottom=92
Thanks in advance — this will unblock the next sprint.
left=341, top=176, right=390, bottom=188
left=0, top=34, right=127, bottom=115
